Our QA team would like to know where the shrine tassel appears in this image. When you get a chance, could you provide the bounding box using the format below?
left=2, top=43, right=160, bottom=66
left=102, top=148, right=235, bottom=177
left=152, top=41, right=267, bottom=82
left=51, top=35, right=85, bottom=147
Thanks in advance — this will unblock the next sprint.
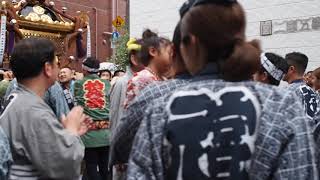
left=86, top=24, right=91, bottom=57
left=0, top=15, right=7, bottom=65
left=8, top=24, right=15, bottom=55
left=76, top=33, right=86, bottom=58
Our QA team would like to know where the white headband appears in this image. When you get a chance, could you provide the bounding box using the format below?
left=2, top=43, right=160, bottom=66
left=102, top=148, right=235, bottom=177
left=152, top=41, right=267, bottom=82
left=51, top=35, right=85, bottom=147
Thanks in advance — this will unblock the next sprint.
left=82, top=64, right=99, bottom=73
left=260, top=53, right=284, bottom=81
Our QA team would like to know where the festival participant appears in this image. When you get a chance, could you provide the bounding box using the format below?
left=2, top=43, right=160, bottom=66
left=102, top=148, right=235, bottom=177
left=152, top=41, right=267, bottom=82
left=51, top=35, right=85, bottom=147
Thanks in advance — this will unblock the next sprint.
left=0, top=70, right=14, bottom=105
left=44, top=81, right=71, bottom=119
left=109, top=38, right=144, bottom=135
left=283, top=52, right=319, bottom=119
left=74, top=57, right=111, bottom=180
left=311, top=68, right=320, bottom=93
left=110, top=70, right=126, bottom=87
left=310, top=68, right=320, bottom=162
left=127, top=1, right=318, bottom=179
left=99, top=68, right=112, bottom=81
left=305, top=70, right=313, bottom=86
left=58, top=67, right=75, bottom=109
left=113, top=70, right=125, bottom=78
left=123, top=30, right=172, bottom=107
left=5, top=78, right=71, bottom=119
left=0, top=38, right=88, bottom=179
left=253, top=52, right=289, bottom=86
left=110, top=21, right=191, bottom=169
left=0, top=126, right=11, bottom=179
left=109, top=38, right=144, bottom=180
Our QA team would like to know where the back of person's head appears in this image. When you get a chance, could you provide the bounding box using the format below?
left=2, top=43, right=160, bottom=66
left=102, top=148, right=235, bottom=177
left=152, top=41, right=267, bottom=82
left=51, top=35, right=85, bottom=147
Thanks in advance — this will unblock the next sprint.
left=127, top=38, right=143, bottom=68
left=180, top=0, right=197, bottom=18
left=257, top=52, right=288, bottom=86
left=10, top=38, right=56, bottom=81
left=142, top=29, right=158, bottom=40
left=285, top=52, right=308, bottom=75
left=139, top=29, right=172, bottom=66
left=180, top=0, right=260, bottom=81
left=82, top=57, right=100, bottom=74
left=169, top=21, right=189, bottom=78
left=222, top=40, right=261, bottom=81
left=181, top=2, right=245, bottom=61
left=172, top=22, right=182, bottom=58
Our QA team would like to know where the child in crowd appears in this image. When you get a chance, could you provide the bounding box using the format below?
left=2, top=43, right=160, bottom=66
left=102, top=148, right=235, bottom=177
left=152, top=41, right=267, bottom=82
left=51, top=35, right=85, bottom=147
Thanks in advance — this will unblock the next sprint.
left=124, top=29, right=172, bottom=107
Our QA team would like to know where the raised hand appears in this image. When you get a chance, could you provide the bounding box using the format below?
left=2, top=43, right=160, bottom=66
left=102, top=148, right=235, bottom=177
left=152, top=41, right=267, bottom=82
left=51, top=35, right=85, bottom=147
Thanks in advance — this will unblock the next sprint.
left=61, top=106, right=87, bottom=136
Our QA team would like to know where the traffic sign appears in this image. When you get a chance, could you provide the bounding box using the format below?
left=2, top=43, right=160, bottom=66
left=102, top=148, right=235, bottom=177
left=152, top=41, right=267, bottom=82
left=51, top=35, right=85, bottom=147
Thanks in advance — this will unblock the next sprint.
left=112, top=31, right=120, bottom=41
left=112, top=16, right=125, bottom=29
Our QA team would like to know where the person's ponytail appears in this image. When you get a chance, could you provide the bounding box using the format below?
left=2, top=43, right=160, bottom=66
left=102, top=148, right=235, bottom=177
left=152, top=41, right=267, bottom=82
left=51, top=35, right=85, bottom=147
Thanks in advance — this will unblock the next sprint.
left=142, top=29, right=158, bottom=39
left=221, top=39, right=261, bottom=82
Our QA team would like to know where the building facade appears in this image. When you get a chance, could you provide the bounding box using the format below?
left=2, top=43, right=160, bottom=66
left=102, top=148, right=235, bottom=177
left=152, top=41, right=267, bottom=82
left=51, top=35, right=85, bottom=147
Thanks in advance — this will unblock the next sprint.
left=130, top=0, right=320, bottom=70
left=54, top=0, right=128, bottom=61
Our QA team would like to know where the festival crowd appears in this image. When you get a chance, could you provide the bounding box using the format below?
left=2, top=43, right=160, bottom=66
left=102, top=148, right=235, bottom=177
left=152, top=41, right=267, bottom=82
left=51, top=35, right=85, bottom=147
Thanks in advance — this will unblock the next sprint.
left=1, top=0, right=320, bottom=180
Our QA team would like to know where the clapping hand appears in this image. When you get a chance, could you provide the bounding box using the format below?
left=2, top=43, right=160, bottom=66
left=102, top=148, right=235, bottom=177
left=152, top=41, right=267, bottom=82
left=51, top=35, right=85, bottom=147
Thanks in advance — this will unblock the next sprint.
left=61, top=106, right=92, bottom=136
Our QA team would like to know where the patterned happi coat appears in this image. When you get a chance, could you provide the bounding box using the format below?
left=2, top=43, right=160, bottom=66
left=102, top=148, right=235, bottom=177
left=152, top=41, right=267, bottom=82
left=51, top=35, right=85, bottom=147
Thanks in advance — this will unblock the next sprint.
left=74, top=74, right=111, bottom=148
left=287, top=79, right=320, bottom=120
left=124, top=69, right=161, bottom=108
left=127, top=74, right=319, bottom=180
left=110, top=73, right=191, bottom=166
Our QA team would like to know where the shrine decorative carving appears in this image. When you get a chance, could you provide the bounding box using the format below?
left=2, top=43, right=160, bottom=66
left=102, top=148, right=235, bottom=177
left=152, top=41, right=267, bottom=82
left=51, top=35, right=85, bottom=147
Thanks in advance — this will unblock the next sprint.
left=0, top=0, right=90, bottom=70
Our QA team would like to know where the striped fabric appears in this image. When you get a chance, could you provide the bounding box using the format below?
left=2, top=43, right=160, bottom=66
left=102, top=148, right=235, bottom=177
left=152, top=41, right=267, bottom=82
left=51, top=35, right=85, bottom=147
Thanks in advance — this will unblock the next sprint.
left=9, top=164, right=40, bottom=180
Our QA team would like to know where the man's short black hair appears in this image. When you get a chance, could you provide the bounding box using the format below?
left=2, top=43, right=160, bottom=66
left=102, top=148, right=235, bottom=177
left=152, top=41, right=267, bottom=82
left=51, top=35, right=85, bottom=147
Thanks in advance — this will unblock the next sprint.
left=10, top=38, right=56, bottom=80
left=60, top=67, right=72, bottom=71
left=285, top=52, right=309, bottom=75
left=113, top=69, right=125, bottom=77
left=83, top=57, right=100, bottom=70
left=99, top=69, right=112, bottom=77
left=306, top=71, right=313, bottom=75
